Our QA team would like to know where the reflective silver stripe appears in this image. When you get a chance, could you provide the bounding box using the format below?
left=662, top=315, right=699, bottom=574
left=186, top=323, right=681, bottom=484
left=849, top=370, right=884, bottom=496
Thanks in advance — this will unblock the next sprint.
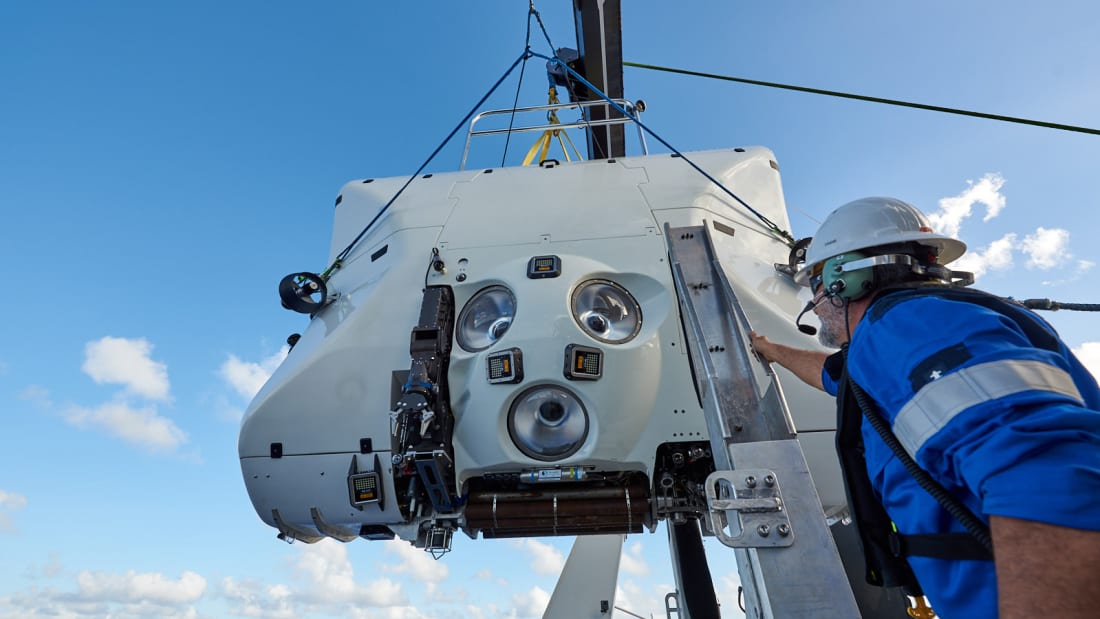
left=893, top=359, right=1084, bottom=457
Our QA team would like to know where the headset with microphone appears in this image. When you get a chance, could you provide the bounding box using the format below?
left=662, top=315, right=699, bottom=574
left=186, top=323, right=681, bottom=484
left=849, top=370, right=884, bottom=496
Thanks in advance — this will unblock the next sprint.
left=793, top=250, right=872, bottom=336
left=795, top=300, right=821, bottom=335
left=795, top=250, right=974, bottom=335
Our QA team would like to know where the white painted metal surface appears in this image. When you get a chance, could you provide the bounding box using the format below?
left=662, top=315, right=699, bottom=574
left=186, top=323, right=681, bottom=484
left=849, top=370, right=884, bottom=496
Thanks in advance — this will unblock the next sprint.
left=542, top=534, right=624, bottom=619
left=238, top=148, right=844, bottom=547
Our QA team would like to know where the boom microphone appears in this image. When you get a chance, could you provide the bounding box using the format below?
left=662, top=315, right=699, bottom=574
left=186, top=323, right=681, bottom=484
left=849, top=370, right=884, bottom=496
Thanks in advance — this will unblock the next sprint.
left=795, top=300, right=818, bottom=336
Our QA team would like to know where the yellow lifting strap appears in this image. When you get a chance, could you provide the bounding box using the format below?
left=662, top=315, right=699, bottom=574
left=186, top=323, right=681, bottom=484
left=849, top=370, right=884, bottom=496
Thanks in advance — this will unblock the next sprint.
left=522, top=87, right=585, bottom=166
left=906, top=595, right=937, bottom=619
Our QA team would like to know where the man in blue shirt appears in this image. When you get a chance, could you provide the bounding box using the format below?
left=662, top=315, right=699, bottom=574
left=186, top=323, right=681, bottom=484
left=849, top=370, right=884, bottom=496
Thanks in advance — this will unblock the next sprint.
left=751, top=197, right=1100, bottom=619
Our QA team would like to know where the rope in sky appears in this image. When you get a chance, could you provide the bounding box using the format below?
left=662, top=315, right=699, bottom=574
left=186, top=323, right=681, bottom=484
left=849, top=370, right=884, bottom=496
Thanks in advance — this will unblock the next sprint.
left=624, top=61, right=1100, bottom=137
left=533, top=51, right=798, bottom=246
left=323, top=51, right=530, bottom=279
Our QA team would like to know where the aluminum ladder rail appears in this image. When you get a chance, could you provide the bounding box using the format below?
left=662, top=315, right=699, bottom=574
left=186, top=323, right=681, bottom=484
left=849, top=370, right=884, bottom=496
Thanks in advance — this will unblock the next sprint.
left=666, top=223, right=860, bottom=618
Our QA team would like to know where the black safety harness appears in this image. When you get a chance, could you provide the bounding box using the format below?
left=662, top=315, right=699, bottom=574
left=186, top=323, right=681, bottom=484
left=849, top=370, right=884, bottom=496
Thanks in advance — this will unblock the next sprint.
left=835, top=284, right=1062, bottom=593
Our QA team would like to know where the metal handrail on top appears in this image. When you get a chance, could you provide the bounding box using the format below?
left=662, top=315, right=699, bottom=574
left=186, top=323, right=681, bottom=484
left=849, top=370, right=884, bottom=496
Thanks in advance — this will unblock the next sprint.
left=460, top=98, right=648, bottom=169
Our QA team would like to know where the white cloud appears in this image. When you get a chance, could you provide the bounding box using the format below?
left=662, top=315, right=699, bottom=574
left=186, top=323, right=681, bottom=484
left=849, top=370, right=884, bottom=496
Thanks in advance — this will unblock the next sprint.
left=0, top=568, right=205, bottom=619
left=953, top=226, right=1089, bottom=285
left=1039, top=260, right=1095, bottom=287
left=0, top=491, right=28, bottom=510
left=359, top=607, right=435, bottom=619
left=618, top=570, right=735, bottom=619
left=463, top=604, right=498, bottom=619
left=223, top=540, right=429, bottom=618
left=296, top=539, right=363, bottom=600
left=511, top=539, right=565, bottom=576
left=208, top=393, right=246, bottom=424
left=928, top=173, right=1006, bottom=238
left=43, top=553, right=64, bottom=579
left=1073, top=342, right=1100, bottom=381
left=220, top=347, right=288, bottom=400
left=0, top=594, right=200, bottom=619
left=68, top=337, right=190, bottom=454
left=615, top=580, right=669, bottom=619
left=0, top=494, right=28, bottom=507
left=619, top=541, right=649, bottom=577
left=222, top=577, right=296, bottom=619
left=715, top=571, right=746, bottom=619
left=511, top=586, right=550, bottom=618
left=926, top=174, right=1095, bottom=285
left=382, top=539, right=450, bottom=582
left=0, top=490, right=28, bottom=533
left=76, top=570, right=205, bottom=604
left=0, top=568, right=204, bottom=619
left=22, top=552, right=65, bottom=581
left=82, top=337, right=170, bottom=401
left=65, top=400, right=187, bottom=453
left=20, top=384, right=53, bottom=409
left=1021, top=227, right=1070, bottom=269
left=953, top=233, right=1016, bottom=280
left=294, top=539, right=407, bottom=607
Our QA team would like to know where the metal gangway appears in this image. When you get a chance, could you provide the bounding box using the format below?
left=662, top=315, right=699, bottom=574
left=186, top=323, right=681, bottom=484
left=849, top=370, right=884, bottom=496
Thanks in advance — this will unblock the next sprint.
left=666, top=222, right=861, bottom=618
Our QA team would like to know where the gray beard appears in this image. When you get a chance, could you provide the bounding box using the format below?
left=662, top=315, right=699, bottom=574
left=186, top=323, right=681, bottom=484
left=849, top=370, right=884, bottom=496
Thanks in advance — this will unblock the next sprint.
left=817, top=323, right=846, bottom=349
left=816, top=302, right=849, bottom=349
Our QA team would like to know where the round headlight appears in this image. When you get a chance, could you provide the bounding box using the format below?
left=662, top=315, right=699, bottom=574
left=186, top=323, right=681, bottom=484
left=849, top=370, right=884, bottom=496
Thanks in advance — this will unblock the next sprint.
left=571, top=279, right=641, bottom=343
left=508, top=385, right=589, bottom=461
left=456, top=286, right=516, bottom=352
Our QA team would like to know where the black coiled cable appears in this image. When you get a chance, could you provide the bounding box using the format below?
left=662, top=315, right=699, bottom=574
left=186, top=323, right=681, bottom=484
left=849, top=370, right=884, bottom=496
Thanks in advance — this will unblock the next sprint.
left=846, top=374, right=994, bottom=554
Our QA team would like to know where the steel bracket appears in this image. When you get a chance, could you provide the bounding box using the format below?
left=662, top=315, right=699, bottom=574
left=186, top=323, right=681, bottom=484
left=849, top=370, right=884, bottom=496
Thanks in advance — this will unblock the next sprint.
left=705, top=469, right=793, bottom=548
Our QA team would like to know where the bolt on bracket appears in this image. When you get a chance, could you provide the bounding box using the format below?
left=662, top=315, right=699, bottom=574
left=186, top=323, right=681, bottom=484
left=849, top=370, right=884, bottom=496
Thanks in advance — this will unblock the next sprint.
left=705, top=469, right=793, bottom=548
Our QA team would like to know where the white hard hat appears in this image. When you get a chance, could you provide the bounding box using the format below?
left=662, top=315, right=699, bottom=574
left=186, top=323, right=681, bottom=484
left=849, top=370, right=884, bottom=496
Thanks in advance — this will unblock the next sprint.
left=794, top=197, right=967, bottom=286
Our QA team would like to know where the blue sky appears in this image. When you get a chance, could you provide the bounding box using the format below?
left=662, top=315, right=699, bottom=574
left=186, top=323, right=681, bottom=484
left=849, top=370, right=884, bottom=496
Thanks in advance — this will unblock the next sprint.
left=2, top=1, right=1098, bottom=617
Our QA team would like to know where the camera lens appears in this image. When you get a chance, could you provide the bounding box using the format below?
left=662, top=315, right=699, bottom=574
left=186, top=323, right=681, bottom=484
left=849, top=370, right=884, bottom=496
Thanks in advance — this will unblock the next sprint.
left=537, top=401, right=566, bottom=425
left=490, top=317, right=512, bottom=341
left=586, top=313, right=609, bottom=333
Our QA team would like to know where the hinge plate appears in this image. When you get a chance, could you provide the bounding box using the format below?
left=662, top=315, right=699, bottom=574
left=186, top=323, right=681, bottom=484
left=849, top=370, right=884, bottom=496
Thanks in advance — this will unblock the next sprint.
left=706, top=469, right=793, bottom=548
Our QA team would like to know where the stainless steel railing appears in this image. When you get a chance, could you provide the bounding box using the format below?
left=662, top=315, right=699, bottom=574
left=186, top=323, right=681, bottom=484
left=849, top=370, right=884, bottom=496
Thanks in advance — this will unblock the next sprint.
left=460, top=98, right=648, bottom=169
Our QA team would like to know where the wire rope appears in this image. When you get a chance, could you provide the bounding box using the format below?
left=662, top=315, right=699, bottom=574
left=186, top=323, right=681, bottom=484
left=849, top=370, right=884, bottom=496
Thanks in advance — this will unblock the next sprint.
left=534, top=51, right=796, bottom=246
left=623, top=61, right=1100, bottom=137
left=501, top=6, right=537, bottom=167
left=531, top=2, right=605, bottom=159
left=529, top=2, right=557, bottom=53
left=323, top=52, right=531, bottom=279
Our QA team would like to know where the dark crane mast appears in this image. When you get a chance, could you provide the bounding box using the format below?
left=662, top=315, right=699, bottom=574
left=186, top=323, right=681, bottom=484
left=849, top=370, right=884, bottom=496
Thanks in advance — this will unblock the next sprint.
left=572, top=0, right=626, bottom=160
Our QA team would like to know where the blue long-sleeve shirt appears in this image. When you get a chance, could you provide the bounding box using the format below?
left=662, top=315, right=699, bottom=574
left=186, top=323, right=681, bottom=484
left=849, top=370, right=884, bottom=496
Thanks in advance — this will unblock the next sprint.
left=822, top=294, right=1100, bottom=618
